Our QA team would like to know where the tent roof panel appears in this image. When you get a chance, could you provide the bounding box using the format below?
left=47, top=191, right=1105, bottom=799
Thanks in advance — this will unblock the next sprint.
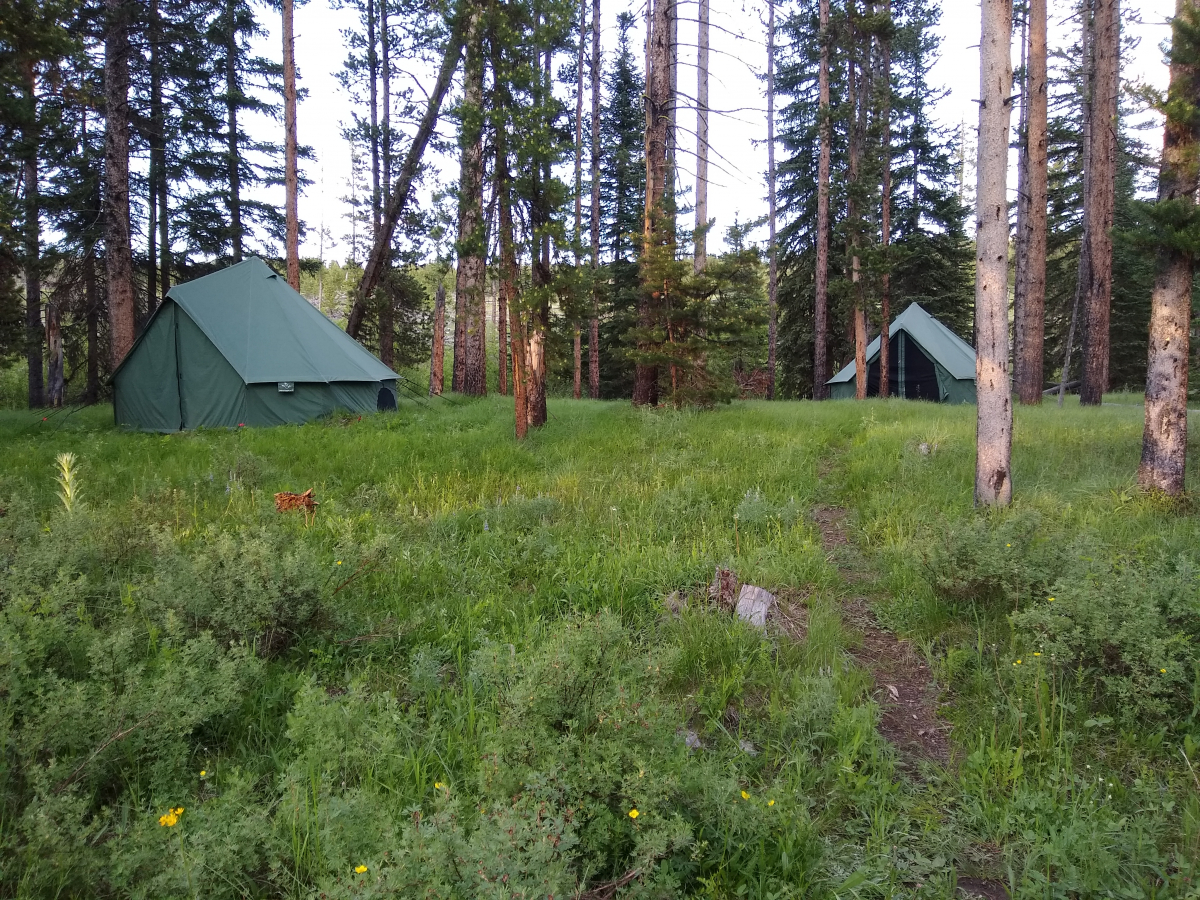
left=827, top=303, right=976, bottom=384
left=159, top=257, right=396, bottom=384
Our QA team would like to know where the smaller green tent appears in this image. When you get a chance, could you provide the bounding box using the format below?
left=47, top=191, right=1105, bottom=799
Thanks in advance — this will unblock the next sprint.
left=114, top=258, right=398, bottom=430
left=827, top=302, right=976, bottom=403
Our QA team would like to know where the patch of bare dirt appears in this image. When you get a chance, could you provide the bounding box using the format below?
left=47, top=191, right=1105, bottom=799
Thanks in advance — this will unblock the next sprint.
left=812, top=506, right=951, bottom=766
left=956, top=877, right=1010, bottom=900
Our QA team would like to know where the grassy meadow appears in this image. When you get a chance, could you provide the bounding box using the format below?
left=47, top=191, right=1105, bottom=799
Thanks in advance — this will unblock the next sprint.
left=0, top=395, right=1197, bottom=898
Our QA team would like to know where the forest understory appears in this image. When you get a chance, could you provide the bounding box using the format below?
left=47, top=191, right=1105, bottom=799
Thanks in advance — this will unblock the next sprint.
left=0, top=396, right=1197, bottom=898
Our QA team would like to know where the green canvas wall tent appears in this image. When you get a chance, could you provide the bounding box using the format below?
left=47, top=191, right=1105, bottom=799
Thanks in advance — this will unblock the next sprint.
left=827, top=303, right=977, bottom=403
left=114, top=258, right=398, bottom=430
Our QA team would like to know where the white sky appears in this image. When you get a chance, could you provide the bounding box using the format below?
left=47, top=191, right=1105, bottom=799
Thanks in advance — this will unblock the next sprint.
left=249, top=0, right=1176, bottom=262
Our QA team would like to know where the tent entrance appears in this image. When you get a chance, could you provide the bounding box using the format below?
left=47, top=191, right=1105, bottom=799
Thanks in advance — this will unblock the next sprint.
left=866, top=332, right=942, bottom=401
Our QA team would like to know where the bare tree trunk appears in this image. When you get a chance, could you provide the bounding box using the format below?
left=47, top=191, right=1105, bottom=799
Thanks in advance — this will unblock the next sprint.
left=974, top=0, right=1015, bottom=507
left=105, top=0, right=136, bottom=368
left=1080, top=0, right=1117, bottom=405
left=225, top=0, right=243, bottom=262
left=430, top=281, right=445, bottom=394
left=695, top=0, right=710, bottom=273
left=348, top=17, right=466, bottom=335
left=1013, top=4, right=1030, bottom=393
left=635, top=0, right=672, bottom=407
left=20, top=60, right=43, bottom=408
left=85, top=250, right=100, bottom=403
left=381, top=0, right=391, bottom=197
left=502, top=165, right=528, bottom=439
left=588, top=0, right=601, bottom=399
left=148, top=0, right=161, bottom=315
left=573, top=0, right=585, bottom=401
left=1059, top=0, right=1093, bottom=405
left=497, top=271, right=508, bottom=396
left=454, top=12, right=486, bottom=395
left=283, top=0, right=300, bottom=289
left=765, top=0, right=777, bottom=399
left=46, top=301, right=63, bottom=408
left=158, top=127, right=169, bottom=300
left=878, top=0, right=892, bottom=398
left=847, top=2, right=867, bottom=401
left=1017, top=0, right=1048, bottom=404
left=1138, top=0, right=1199, bottom=495
left=813, top=0, right=831, bottom=400
left=367, top=0, right=380, bottom=238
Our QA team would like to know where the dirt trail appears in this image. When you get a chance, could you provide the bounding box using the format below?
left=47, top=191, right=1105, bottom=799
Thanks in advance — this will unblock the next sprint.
left=812, top=507, right=950, bottom=765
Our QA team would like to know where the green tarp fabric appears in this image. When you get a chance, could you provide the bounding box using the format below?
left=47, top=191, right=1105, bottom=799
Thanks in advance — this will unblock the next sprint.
left=113, top=258, right=398, bottom=431
left=827, top=303, right=977, bottom=404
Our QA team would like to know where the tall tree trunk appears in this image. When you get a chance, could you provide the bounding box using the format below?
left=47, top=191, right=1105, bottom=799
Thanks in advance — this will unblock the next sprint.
left=46, top=301, right=63, bottom=408
left=225, top=0, right=244, bottom=262
left=430, top=281, right=445, bottom=394
left=634, top=0, right=672, bottom=407
left=381, top=0, right=391, bottom=196
left=158, top=117, right=169, bottom=300
left=148, top=0, right=161, bottom=318
left=878, top=0, right=892, bottom=398
left=283, top=0, right=300, bottom=288
left=813, top=0, right=831, bottom=400
left=20, top=60, right=43, bottom=408
left=367, top=0, right=380, bottom=237
left=348, top=17, right=466, bottom=335
left=847, top=2, right=867, bottom=401
left=667, top=0, right=678, bottom=181
left=105, top=0, right=136, bottom=368
left=588, top=0, right=601, bottom=399
left=527, top=47, right=553, bottom=427
left=85, top=250, right=100, bottom=403
left=454, top=11, right=486, bottom=395
left=695, top=0, right=710, bottom=273
left=1059, top=0, right=1093, bottom=405
left=1138, top=0, right=1199, bottom=495
left=497, top=269, right=508, bottom=396
left=501, top=157, right=528, bottom=439
left=1080, top=0, right=1117, bottom=405
left=765, top=0, right=777, bottom=399
left=573, top=0, right=585, bottom=400
left=1017, top=0, right=1048, bottom=404
left=974, top=0, right=1015, bottom=507
left=1013, top=4, right=1030, bottom=392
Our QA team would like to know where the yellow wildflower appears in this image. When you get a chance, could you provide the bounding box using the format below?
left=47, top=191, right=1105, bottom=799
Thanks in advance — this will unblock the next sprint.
left=628, top=809, right=639, bottom=819
left=200, top=770, right=207, bottom=778
left=1033, top=652, right=1041, bottom=658
left=741, top=790, right=750, bottom=800
left=435, top=782, right=444, bottom=789
left=768, top=799, right=775, bottom=807
left=1161, top=668, right=1167, bottom=674
left=355, top=864, right=368, bottom=874
left=337, top=560, right=343, bottom=565
left=1048, top=597, right=1055, bottom=603
left=158, top=807, right=183, bottom=828
left=1013, top=660, right=1022, bottom=666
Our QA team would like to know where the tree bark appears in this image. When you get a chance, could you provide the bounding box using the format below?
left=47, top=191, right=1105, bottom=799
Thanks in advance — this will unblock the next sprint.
left=20, top=59, right=43, bottom=408
left=501, top=165, right=528, bottom=438
left=453, top=11, right=486, bottom=395
left=105, top=0, right=136, bottom=368
left=85, top=250, right=100, bottom=403
left=1013, top=4, right=1030, bottom=393
left=588, top=0, right=601, bottom=399
left=573, top=0, right=586, bottom=400
left=813, top=0, right=832, bottom=400
left=367, top=0, right=380, bottom=238
left=46, top=300, right=63, bottom=408
left=1016, top=0, right=1048, bottom=404
left=348, top=14, right=466, bottom=336
left=148, top=0, right=162, bottom=317
left=381, top=0, right=391, bottom=198
left=765, top=0, right=777, bottom=398
left=847, top=2, right=867, bottom=401
left=1138, top=0, right=1199, bottom=495
left=430, top=281, right=445, bottom=394
left=283, top=0, right=300, bottom=289
left=1080, top=0, right=1118, bottom=405
left=1060, top=0, right=1093, bottom=405
left=225, top=0, right=244, bottom=262
left=878, top=0, right=892, bottom=398
left=974, top=0, right=1015, bottom=507
left=574, top=324, right=582, bottom=398
left=695, top=0, right=710, bottom=273
left=634, top=0, right=672, bottom=407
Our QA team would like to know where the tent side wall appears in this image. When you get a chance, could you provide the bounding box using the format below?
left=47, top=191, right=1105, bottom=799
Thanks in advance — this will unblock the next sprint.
left=829, top=381, right=856, bottom=400
left=114, top=302, right=182, bottom=432
left=176, top=309, right=249, bottom=428
left=241, top=381, right=390, bottom=426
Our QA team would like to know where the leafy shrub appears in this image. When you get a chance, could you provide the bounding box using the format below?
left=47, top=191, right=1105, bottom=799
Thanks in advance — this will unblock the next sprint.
left=1012, top=553, right=1200, bottom=724
left=922, top=509, right=1066, bottom=612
